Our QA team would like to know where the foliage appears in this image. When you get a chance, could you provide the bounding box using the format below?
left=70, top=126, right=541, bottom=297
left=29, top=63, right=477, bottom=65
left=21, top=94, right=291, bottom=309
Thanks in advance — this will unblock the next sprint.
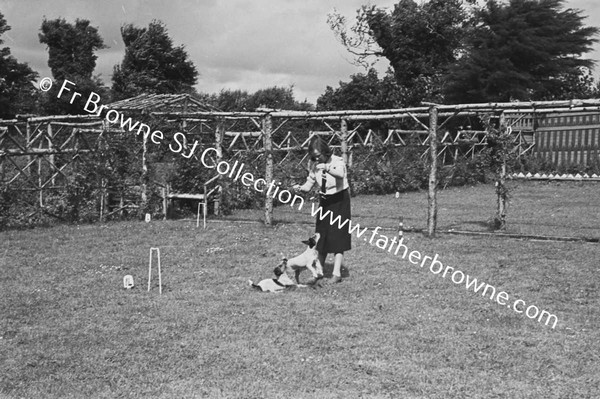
left=38, top=17, right=108, bottom=115
left=0, top=12, right=39, bottom=118
left=39, top=74, right=109, bottom=116
left=444, top=0, right=600, bottom=102
left=317, top=68, right=403, bottom=111
left=329, top=0, right=469, bottom=106
left=39, top=18, right=106, bottom=81
left=351, top=147, right=427, bottom=195
left=330, top=0, right=599, bottom=105
left=512, top=153, right=600, bottom=176
left=209, top=86, right=313, bottom=112
left=111, top=20, right=198, bottom=101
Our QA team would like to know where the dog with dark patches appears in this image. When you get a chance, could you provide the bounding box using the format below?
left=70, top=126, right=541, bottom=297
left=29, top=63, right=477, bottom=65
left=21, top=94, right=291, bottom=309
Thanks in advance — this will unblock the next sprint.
left=248, top=263, right=298, bottom=293
left=278, top=233, right=323, bottom=285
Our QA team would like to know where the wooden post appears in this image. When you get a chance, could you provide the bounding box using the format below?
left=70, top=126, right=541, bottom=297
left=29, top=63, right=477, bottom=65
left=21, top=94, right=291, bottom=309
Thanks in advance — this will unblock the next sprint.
left=162, top=186, right=167, bottom=220
left=427, top=106, right=438, bottom=237
left=99, top=178, right=105, bottom=222
left=214, top=118, right=224, bottom=216
left=48, top=123, right=55, bottom=186
left=340, top=118, right=354, bottom=196
left=38, top=155, right=43, bottom=208
left=26, top=120, right=32, bottom=167
left=497, top=112, right=507, bottom=230
left=340, top=119, right=348, bottom=164
left=263, top=113, right=273, bottom=226
left=141, top=133, right=148, bottom=213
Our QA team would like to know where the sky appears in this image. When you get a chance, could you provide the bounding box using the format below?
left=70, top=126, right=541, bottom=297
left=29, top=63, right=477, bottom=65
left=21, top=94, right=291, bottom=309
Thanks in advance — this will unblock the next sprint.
left=1, top=0, right=600, bottom=104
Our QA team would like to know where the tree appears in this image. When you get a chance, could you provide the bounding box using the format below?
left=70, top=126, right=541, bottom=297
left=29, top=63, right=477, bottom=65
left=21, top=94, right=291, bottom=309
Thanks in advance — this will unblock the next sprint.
left=316, top=68, right=402, bottom=110
left=0, top=12, right=38, bottom=118
left=444, top=0, right=599, bottom=102
left=111, top=20, right=198, bottom=100
left=39, top=18, right=105, bottom=81
left=211, top=86, right=312, bottom=112
left=38, top=17, right=107, bottom=114
left=246, top=86, right=312, bottom=111
left=329, top=0, right=469, bottom=106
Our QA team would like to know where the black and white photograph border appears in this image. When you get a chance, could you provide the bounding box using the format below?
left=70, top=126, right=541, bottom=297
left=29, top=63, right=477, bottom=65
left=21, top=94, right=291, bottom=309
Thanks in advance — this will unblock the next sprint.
left=1, top=1, right=600, bottom=398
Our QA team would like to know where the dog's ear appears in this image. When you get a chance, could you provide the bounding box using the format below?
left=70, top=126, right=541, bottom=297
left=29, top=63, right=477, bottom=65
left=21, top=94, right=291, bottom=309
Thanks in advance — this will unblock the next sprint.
left=301, top=239, right=311, bottom=246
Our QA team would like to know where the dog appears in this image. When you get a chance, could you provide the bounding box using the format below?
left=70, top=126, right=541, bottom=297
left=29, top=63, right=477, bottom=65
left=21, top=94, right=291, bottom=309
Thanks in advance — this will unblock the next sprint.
left=248, top=263, right=299, bottom=293
left=278, top=233, right=323, bottom=285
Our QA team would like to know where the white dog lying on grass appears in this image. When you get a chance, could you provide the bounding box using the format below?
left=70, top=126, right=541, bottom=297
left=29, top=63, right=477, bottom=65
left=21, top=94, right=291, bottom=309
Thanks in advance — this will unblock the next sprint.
left=249, top=233, right=323, bottom=292
left=248, top=263, right=300, bottom=293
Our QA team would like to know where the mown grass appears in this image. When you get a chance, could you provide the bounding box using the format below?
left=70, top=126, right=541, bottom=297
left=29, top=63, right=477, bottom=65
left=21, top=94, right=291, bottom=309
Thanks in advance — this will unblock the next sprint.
left=233, top=180, right=600, bottom=239
left=1, top=182, right=599, bottom=398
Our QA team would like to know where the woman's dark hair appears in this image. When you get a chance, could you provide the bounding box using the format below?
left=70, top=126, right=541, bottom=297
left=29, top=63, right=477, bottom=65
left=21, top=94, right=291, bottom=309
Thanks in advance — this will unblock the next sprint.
left=307, top=136, right=332, bottom=158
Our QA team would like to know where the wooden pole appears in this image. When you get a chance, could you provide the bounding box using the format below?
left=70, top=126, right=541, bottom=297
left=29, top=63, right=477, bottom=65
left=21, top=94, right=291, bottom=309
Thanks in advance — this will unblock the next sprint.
left=38, top=155, right=43, bottom=208
left=340, top=118, right=354, bottom=196
left=214, top=118, right=225, bottom=216
left=340, top=119, right=348, bottom=164
left=25, top=120, right=32, bottom=169
left=427, top=106, right=439, bottom=237
left=141, top=133, right=148, bottom=213
left=48, top=123, right=55, bottom=186
left=497, top=112, right=507, bottom=230
left=263, top=113, right=273, bottom=226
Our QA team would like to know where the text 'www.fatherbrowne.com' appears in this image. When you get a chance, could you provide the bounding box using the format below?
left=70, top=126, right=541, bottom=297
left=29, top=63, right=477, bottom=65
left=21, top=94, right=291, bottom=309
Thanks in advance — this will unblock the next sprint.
left=310, top=203, right=559, bottom=329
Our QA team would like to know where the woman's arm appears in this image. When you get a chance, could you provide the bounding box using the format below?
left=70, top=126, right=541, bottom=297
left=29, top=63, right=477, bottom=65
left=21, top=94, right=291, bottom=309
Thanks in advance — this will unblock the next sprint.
left=293, top=169, right=316, bottom=193
left=318, top=158, right=346, bottom=179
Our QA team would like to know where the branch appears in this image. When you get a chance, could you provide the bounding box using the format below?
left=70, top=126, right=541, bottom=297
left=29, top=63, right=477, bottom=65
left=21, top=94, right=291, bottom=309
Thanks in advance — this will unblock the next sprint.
left=327, top=6, right=384, bottom=69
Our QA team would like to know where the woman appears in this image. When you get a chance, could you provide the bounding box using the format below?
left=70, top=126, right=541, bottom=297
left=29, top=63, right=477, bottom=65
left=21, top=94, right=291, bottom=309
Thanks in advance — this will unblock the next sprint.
left=293, top=136, right=351, bottom=284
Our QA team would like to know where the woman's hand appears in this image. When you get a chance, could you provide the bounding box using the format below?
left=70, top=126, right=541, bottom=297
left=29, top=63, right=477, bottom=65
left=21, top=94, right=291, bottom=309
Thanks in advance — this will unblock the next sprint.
left=292, top=184, right=303, bottom=193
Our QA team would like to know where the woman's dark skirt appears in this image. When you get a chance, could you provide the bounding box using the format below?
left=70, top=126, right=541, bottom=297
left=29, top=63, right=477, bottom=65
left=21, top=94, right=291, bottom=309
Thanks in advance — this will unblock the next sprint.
left=315, top=188, right=352, bottom=254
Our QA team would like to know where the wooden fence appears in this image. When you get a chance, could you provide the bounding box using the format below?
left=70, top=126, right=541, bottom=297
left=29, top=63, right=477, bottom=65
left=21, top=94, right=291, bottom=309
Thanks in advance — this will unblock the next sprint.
left=3, top=99, right=600, bottom=233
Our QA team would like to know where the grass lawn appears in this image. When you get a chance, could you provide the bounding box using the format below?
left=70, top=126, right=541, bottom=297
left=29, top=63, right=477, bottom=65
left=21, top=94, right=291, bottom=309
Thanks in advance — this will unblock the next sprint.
left=1, top=182, right=599, bottom=398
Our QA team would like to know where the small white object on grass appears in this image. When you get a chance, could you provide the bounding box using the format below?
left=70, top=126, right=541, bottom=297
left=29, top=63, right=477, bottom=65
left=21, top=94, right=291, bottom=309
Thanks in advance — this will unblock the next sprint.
left=123, top=275, right=134, bottom=289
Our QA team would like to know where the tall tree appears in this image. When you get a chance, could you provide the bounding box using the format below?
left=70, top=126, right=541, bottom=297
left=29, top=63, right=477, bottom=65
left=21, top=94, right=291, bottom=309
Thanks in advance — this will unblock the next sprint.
left=444, top=0, right=599, bottom=102
left=329, top=0, right=469, bottom=106
left=111, top=20, right=198, bottom=100
left=39, top=18, right=105, bottom=81
left=38, top=17, right=107, bottom=114
left=0, top=12, right=38, bottom=118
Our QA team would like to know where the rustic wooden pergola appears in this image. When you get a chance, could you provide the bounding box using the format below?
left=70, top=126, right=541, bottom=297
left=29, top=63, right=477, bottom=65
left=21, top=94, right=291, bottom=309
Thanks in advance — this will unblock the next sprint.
left=2, top=97, right=600, bottom=234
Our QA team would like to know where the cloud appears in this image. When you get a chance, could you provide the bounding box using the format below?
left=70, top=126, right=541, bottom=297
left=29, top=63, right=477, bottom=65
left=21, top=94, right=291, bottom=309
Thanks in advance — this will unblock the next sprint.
left=3, top=0, right=598, bottom=104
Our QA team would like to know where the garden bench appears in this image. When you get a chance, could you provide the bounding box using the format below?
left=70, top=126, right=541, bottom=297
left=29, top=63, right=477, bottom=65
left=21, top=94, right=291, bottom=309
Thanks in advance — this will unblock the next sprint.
left=163, top=175, right=221, bottom=228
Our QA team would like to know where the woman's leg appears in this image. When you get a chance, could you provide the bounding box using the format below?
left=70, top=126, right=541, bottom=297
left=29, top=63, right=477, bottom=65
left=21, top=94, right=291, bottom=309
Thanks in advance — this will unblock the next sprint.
left=318, top=251, right=327, bottom=273
left=333, top=252, right=343, bottom=277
